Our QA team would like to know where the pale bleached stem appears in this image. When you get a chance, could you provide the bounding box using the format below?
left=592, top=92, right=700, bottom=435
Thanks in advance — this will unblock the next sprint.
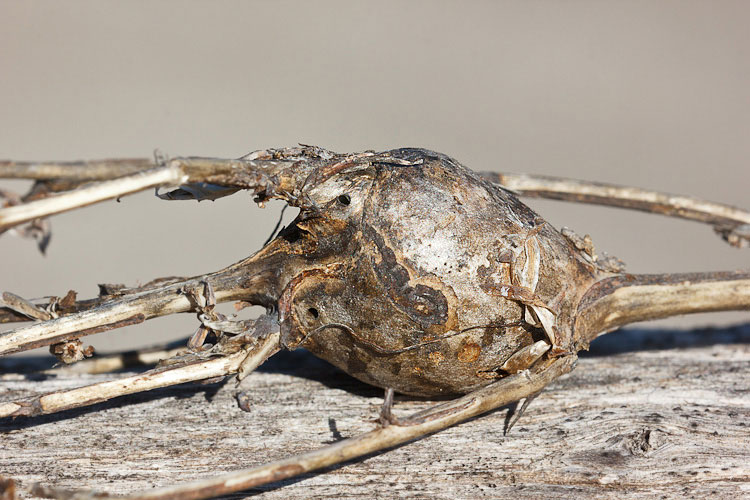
left=575, top=271, right=750, bottom=344
left=0, top=283, right=188, bottom=357
left=30, top=355, right=575, bottom=500
left=0, top=158, right=153, bottom=180
left=1, top=300, right=51, bottom=323
left=0, top=292, right=52, bottom=321
left=0, top=332, right=280, bottom=419
left=481, top=172, right=750, bottom=231
left=0, top=156, right=297, bottom=232
left=0, top=166, right=185, bottom=231
left=0, top=156, right=290, bottom=184
left=236, top=331, right=281, bottom=381
left=1, top=228, right=281, bottom=357
left=1, top=278, right=190, bottom=325
left=0, top=261, right=268, bottom=356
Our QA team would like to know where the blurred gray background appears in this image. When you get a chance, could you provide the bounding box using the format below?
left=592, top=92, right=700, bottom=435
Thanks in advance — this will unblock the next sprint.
left=1, top=1, right=748, bottom=355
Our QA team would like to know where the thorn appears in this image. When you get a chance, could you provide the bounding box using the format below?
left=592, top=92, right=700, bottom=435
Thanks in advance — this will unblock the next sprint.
left=378, top=387, right=400, bottom=427
left=504, top=391, right=541, bottom=435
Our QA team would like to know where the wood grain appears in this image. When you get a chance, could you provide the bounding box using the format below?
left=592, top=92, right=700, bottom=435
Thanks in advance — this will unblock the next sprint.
left=1, top=325, right=749, bottom=500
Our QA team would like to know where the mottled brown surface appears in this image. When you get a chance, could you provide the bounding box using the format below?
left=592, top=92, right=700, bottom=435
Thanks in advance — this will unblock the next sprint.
left=199, top=147, right=602, bottom=396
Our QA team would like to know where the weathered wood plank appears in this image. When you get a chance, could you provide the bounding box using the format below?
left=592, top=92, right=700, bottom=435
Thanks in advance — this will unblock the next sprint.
left=1, top=325, right=749, bottom=499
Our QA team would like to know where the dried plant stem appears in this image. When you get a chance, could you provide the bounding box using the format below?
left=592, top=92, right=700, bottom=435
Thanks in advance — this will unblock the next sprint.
left=0, top=258, right=271, bottom=356
left=0, top=332, right=280, bottom=419
left=29, top=355, right=575, bottom=500
left=0, top=304, right=33, bottom=324
left=0, top=156, right=296, bottom=231
left=4, top=157, right=748, bottom=240
left=0, top=307, right=149, bottom=357
left=0, top=158, right=153, bottom=180
left=0, top=278, right=189, bottom=325
left=482, top=172, right=750, bottom=230
left=576, top=271, right=750, bottom=343
left=0, top=167, right=185, bottom=231
left=0, top=292, right=53, bottom=321
left=0, top=285, right=185, bottom=356
left=0, top=156, right=293, bottom=184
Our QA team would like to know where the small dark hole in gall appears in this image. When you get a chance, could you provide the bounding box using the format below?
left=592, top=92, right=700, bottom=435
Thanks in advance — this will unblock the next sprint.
left=337, top=194, right=351, bottom=206
left=308, top=307, right=319, bottom=318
